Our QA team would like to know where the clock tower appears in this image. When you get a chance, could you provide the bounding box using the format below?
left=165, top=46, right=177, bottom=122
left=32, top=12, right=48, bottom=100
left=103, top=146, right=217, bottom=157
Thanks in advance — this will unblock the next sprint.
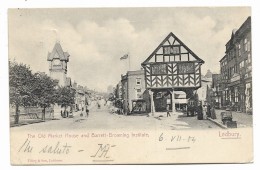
left=47, top=42, right=70, bottom=86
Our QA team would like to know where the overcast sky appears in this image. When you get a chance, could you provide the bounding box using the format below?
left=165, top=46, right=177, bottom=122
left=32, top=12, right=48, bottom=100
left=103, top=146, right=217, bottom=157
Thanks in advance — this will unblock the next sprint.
left=9, top=7, right=251, bottom=92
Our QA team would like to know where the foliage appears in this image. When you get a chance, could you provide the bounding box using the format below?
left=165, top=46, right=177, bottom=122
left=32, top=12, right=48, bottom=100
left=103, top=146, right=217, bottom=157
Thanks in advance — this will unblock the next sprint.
left=56, top=86, right=76, bottom=109
left=32, top=72, right=58, bottom=120
left=9, top=61, right=36, bottom=124
left=108, top=93, right=116, bottom=101
left=9, top=61, right=36, bottom=107
left=9, top=61, right=59, bottom=123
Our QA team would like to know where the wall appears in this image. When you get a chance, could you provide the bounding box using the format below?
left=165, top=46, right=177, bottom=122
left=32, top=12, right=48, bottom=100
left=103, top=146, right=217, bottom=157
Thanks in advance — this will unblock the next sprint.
left=197, top=78, right=212, bottom=105
left=127, top=70, right=145, bottom=112
left=50, top=70, right=66, bottom=86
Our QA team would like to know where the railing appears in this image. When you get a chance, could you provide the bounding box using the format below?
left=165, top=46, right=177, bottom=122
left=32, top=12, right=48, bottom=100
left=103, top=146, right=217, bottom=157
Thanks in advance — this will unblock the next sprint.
left=10, top=106, right=53, bottom=123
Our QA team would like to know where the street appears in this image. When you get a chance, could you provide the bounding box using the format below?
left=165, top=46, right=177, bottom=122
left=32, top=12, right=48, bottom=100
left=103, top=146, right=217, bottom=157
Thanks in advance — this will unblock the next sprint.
left=11, top=102, right=221, bottom=132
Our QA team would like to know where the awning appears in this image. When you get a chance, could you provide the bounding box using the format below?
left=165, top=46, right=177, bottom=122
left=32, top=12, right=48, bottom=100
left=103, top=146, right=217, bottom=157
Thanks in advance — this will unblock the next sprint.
left=132, top=99, right=145, bottom=102
left=174, top=99, right=188, bottom=104
left=174, top=91, right=186, bottom=99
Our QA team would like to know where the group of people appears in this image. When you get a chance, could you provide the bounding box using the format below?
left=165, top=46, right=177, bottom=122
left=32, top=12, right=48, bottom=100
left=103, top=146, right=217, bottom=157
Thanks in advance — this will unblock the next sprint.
left=80, top=107, right=89, bottom=117
left=60, top=106, right=90, bottom=118
left=186, top=101, right=217, bottom=120
left=60, top=109, right=70, bottom=118
left=205, top=104, right=217, bottom=119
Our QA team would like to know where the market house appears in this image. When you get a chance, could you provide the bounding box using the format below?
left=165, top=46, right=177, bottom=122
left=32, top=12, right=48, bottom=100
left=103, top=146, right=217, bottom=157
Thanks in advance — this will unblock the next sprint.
left=141, top=32, right=204, bottom=113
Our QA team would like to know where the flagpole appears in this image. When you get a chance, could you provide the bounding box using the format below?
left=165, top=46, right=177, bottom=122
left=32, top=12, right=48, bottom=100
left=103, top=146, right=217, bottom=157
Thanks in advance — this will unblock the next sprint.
left=128, top=53, right=130, bottom=71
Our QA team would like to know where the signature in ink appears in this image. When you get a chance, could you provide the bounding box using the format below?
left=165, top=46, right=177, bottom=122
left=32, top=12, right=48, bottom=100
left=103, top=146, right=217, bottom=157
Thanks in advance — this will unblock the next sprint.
left=91, top=144, right=116, bottom=159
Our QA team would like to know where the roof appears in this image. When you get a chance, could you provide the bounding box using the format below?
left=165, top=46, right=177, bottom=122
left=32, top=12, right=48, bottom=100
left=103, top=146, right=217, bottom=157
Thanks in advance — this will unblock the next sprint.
left=142, top=32, right=204, bottom=65
left=47, top=42, right=70, bottom=61
left=219, top=55, right=227, bottom=62
left=127, top=69, right=145, bottom=76
left=225, top=16, right=251, bottom=47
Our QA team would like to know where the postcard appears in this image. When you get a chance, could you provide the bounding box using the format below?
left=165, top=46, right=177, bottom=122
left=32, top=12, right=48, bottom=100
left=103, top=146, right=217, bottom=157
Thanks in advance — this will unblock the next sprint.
left=9, top=7, right=253, bottom=164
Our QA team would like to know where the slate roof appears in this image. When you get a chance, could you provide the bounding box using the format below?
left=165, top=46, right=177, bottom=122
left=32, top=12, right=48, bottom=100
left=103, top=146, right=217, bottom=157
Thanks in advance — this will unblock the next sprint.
left=47, top=42, right=70, bottom=61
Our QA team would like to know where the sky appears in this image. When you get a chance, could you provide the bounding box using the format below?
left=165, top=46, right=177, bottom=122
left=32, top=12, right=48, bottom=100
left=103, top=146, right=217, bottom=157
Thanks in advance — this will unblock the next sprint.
left=9, top=7, right=251, bottom=92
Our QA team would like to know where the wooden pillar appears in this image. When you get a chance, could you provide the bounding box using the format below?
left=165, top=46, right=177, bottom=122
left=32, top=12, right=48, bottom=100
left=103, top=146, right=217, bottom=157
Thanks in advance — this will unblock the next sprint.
left=149, top=90, right=155, bottom=116
left=171, top=89, right=175, bottom=113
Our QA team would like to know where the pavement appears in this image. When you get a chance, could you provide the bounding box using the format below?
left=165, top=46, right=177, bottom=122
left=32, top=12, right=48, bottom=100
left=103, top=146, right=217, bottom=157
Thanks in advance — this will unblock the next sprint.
left=10, top=117, right=57, bottom=127
left=207, top=109, right=253, bottom=129
left=152, top=111, right=220, bottom=130
left=10, top=102, right=222, bottom=132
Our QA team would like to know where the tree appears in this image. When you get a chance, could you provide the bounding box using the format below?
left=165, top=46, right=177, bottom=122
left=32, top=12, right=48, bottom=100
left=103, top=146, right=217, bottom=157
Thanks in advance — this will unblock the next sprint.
left=56, top=86, right=76, bottom=112
left=33, top=72, right=58, bottom=121
left=9, top=61, right=35, bottom=124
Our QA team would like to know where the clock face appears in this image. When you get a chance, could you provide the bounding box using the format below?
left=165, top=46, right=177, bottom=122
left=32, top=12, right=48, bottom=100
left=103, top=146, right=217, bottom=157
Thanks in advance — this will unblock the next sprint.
left=53, top=59, right=61, bottom=65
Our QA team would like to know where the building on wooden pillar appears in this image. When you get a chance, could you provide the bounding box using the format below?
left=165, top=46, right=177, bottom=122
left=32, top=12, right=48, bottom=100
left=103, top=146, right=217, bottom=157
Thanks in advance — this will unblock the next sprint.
left=141, top=32, right=204, bottom=114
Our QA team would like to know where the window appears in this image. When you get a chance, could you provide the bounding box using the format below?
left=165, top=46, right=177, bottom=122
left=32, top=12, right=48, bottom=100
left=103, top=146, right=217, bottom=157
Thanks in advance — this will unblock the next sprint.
left=248, top=54, right=251, bottom=64
left=240, top=61, right=245, bottom=68
left=164, top=46, right=180, bottom=55
left=231, top=50, right=235, bottom=59
left=136, top=78, right=141, bottom=85
left=151, top=64, right=167, bottom=74
left=171, top=46, right=180, bottom=54
left=244, top=38, right=248, bottom=51
left=178, top=63, right=195, bottom=74
left=235, top=87, right=238, bottom=102
left=136, top=89, right=142, bottom=99
left=164, top=46, right=171, bottom=54
left=248, top=41, right=251, bottom=52
left=238, top=43, right=241, bottom=56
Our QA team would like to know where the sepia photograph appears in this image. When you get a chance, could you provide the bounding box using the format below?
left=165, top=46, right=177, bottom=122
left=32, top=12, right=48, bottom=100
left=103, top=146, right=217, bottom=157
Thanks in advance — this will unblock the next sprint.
left=8, top=7, right=253, bottom=164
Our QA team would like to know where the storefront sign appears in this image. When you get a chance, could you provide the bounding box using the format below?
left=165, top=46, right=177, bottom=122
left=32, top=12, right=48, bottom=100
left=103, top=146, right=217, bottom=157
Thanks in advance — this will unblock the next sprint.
left=230, top=73, right=240, bottom=83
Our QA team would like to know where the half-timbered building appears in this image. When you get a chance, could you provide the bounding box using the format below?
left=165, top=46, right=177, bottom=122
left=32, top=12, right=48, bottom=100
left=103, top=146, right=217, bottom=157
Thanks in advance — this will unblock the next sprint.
left=141, top=32, right=204, bottom=113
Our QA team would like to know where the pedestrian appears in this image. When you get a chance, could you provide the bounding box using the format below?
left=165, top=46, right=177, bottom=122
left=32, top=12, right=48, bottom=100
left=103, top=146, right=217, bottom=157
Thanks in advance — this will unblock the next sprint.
left=85, top=107, right=89, bottom=117
left=211, top=106, right=217, bottom=119
left=63, top=110, right=66, bottom=118
left=207, top=104, right=211, bottom=118
left=203, top=104, right=207, bottom=119
left=61, top=110, right=63, bottom=118
left=50, top=109, right=54, bottom=119
left=166, top=104, right=171, bottom=117
left=197, top=101, right=203, bottom=120
left=66, top=110, right=69, bottom=118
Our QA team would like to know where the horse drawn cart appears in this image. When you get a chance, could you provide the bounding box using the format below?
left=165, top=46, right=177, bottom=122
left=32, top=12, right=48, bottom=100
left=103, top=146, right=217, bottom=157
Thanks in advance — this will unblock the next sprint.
left=221, top=111, right=237, bottom=128
left=221, top=111, right=233, bottom=125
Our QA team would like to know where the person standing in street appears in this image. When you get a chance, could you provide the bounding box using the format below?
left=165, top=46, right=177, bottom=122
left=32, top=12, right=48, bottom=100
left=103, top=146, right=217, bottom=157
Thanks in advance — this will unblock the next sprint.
left=207, top=104, right=211, bottom=118
left=211, top=106, right=217, bottom=119
left=197, top=101, right=203, bottom=120
left=85, top=106, right=89, bottom=117
left=166, top=104, right=171, bottom=117
left=66, top=109, right=69, bottom=118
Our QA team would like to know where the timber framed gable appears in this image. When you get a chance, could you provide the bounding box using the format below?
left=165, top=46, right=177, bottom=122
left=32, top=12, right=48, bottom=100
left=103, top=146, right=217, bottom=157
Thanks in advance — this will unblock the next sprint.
left=142, top=32, right=204, bottom=89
